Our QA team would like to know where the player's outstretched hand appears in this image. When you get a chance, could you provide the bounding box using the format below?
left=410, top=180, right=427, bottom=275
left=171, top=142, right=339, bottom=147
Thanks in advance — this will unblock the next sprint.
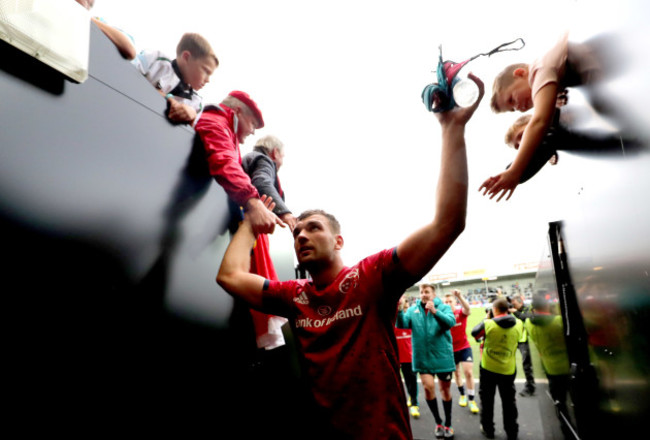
left=435, top=73, right=484, bottom=127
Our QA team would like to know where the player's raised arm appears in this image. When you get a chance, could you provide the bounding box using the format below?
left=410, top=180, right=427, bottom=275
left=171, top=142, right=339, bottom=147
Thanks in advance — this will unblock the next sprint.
left=397, top=73, right=484, bottom=280
left=217, top=217, right=267, bottom=309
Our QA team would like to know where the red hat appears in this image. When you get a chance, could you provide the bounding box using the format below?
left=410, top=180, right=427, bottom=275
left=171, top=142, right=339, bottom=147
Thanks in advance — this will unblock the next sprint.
left=228, top=90, right=264, bottom=128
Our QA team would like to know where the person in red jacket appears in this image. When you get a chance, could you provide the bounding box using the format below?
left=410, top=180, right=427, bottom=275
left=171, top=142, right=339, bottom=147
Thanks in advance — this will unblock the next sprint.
left=195, top=91, right=284, bottom=356
left=195, top=91, right=289, bottom=395
left=195, top=90, right=284, bottom=236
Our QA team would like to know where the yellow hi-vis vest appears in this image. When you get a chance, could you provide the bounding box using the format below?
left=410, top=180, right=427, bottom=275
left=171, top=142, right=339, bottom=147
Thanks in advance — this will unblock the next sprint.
left=481, top=318, right=523, bottom=375
left=525, top=315, right=570, bottom=376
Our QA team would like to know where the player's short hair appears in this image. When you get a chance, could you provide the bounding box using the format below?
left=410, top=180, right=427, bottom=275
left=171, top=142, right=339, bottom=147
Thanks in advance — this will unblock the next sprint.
left=505, top=114, right=532, bottom=147
left=177, top=33, right=219, bottom=67
left=490, top=63, right=528, bottom=113
left=297, top=209, right=341, bottom=235
left=420, top=283, right=436, bottom=292
left=254, top=135, right=284, bottom=155
left=532, top=295, right=549, bottom=311
left=492, top=297, right=510, bottom=314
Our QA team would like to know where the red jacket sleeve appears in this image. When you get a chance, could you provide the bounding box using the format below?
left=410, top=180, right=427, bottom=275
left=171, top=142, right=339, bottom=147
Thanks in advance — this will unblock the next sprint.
left=195, top=111, right=259, bottom=206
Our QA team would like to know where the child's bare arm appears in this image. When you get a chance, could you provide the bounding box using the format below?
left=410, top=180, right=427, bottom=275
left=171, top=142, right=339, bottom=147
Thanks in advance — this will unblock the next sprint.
left=479, top=82, right=557, bottom=201
left=510, top=83, right=558, bottom=176
left=91, top=17, right=136, bottom=60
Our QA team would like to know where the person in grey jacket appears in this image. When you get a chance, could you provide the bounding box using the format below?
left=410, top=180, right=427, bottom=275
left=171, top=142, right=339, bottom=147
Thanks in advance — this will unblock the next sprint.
left=242, top=135, right=296, bottom=230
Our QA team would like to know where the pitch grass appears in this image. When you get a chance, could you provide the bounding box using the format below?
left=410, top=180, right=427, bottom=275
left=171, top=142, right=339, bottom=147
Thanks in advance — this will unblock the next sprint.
left=466, top=306, right=544, bottom=381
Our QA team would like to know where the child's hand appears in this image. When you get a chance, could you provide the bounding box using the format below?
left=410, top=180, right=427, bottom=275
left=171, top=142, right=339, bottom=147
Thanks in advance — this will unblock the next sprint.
left=479, top=169, right=520, bottom=202
left=167, top=99, right=197, bottom=123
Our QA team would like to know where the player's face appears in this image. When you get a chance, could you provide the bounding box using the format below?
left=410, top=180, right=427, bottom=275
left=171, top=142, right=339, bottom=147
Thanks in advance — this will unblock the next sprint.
left=443, top=296, right=456, bottom=307
left=293, top=215, right=340, bottom=268
left=184, top=54, right=217, bottom=91
left=419, top=285, right=435, bottom=304
left=497, top=77, right=532, bottom=113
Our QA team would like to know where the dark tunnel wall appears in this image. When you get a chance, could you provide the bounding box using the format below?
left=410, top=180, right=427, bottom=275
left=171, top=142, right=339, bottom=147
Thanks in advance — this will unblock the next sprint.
left=1, top=24, right=297, bottom=433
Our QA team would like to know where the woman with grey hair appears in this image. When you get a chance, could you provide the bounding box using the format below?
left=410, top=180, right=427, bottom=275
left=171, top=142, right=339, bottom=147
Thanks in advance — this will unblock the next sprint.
left=242, top=135, right=296, bottom=230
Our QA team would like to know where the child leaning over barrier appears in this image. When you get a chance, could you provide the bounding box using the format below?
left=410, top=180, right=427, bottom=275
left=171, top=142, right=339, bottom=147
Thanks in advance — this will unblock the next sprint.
left=505, top=114, right=558, bottom=166
left=133, top=33, right=218, bottom=126
left=480, top=32, right=606, bottom=201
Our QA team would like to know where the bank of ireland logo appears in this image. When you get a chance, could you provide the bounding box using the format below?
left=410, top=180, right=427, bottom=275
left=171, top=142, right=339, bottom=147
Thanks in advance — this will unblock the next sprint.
left=339, top=269, right=360, bottom=294
left=317, top=305, right=333, bottom=317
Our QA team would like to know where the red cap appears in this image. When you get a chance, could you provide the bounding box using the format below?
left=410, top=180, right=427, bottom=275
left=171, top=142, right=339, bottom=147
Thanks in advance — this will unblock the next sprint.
left=228, top=90, right=264, bottom=128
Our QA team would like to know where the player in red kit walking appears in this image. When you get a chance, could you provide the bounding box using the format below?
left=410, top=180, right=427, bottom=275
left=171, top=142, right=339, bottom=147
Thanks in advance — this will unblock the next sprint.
left=444, top=290, right=479, bottom=413
left=396, top=295, right=420, bottom=418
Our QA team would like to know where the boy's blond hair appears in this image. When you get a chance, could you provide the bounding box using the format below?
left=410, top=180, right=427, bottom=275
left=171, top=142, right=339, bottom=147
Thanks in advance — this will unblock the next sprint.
left=505, top=114, right=532, bottom=147
left=490, top=63, right=528, bottom=113
left=176, top=33, right=219, bottom=67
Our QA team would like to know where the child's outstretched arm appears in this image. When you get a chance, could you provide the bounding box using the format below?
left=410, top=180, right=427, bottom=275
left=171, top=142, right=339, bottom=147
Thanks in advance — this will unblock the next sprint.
left=479, top=82, right=558, bottom=201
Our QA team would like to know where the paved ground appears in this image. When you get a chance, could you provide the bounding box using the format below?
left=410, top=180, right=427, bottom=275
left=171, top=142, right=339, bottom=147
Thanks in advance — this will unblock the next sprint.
left=409, top=379, right=566, bottom=440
